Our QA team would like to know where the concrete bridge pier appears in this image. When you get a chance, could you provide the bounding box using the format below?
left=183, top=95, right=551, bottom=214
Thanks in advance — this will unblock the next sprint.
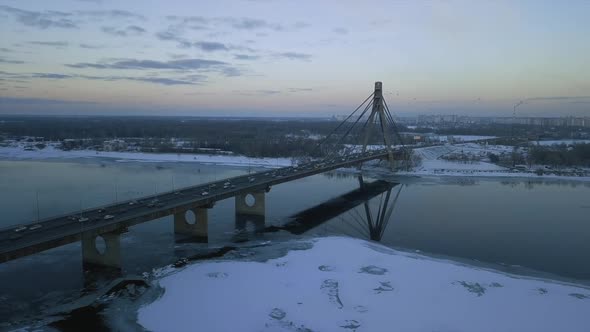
left=82, top=229, right=124, bottom=269
left=235, top=191, right=266, bottom=217
left=174, top=207, right=209, bottom=241
left=234, top=191, right=266, bottom=239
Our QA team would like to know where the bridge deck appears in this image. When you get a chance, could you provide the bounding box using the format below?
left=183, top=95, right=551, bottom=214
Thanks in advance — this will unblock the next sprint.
left=0, top=149, right=401, bottom=263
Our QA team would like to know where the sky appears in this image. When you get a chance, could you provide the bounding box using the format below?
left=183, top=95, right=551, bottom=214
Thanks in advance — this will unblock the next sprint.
left=0, top=0, right=589, bottom=117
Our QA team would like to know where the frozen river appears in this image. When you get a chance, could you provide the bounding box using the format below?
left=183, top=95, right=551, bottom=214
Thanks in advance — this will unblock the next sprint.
left=1, top=158, right=589, bottom=326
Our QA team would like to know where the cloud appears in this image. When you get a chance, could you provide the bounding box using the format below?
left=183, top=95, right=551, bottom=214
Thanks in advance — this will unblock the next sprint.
left=80, top=73, right=207, bottom=85
left=0, top=97, right=97, bottom=105
left=288, top=88, right=313, bottom=93
left=169, top=53, right=189, bottom=59
left=165, top=15, right=308, bottom=33
left=156, top=30, right=178, bottom=41
left=108, top=76, right=198, bottom=85
left=193, top=41, right=229, bottom=52
left=293, top=22, right=311, bottom=29
left=0, top=48, right=14, bottom=53
left=274, top=52, right=312, bottom=61
left=234, top=89, right=281, bottom=96
left=31, top=73, right=72, bottom=79
left=101, top=25, right=146, bottom=37
left=527, top=96, right=590, bottom=101
left=155, top=30, right=249, bottom=53
left=0, top=57, right=25, bottom=64
left=0, top=70, right=205, bottom=86
left=66, top=58, right=228, bottom=70
left=234, top=54, right=260, bottom=60
left=221, top=67, right=242, bottom=77
left=78, top=10, right=144, bottom=20
left=1, top=6, right=145, bottom=31
left=332, top=27, right=348, bottom=34
left=0, top=5, right=77, bottom=29
left=230, top=18, right=283, bottom=31
left=79, top=43, right=103, bottom=49
left=257, top=89, right=281, bottom=95
left=28, top=41, right=68, bottom=47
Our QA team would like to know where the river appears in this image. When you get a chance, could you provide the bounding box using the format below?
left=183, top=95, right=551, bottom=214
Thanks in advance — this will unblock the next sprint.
left=1, top=158, right=589, bottom=325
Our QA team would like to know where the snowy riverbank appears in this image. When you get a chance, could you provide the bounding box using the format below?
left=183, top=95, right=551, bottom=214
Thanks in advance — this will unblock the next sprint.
left=392, top=143, right=590, bottom=181
left=1, top=142, right=589, bottom=181
left=137, top=237, right=590, bottom=332
left=0, top=144, right=292, bottom=168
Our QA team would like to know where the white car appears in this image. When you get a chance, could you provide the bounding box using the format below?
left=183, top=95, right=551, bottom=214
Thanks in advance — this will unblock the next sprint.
left=29, top=224, right=42, bottom=230
left=78, top=217, right=89, bottom=222
left=104, top=215, right=114, bottom=220
left=201, top=191, right=209, bottom=196
left=14, top=226, right=27, bottom=232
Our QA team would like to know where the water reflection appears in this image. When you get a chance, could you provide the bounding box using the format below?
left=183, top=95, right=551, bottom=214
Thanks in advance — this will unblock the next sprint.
left=498, top=179, right=590, bottom=189
left=350, top=181, right=403, bottom=242
left=268, top=176, right=399, bottom=240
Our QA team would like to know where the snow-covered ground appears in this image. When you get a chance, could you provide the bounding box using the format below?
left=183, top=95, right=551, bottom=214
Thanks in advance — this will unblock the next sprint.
left=534, top=139, right=590, bottom=146
left=396, top=143, right=590, bottom=181
left=397, top=143, right=510, bottom=177
left=437, top=134, right=496, bottom=142
left=0, top=144, right=292, bottom=168
left=137, top=237, right=590, bottom=332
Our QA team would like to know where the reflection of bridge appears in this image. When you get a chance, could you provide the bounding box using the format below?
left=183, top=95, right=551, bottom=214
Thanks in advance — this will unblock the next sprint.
left=0, top=82, right=408, bottom=269
left=272, top=176, right=402, bottom=242
left=269, top=178, right=398, bottom=235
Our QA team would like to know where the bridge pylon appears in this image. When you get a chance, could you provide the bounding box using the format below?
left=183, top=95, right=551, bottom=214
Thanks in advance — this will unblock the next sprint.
left=234, top=191, right=266, bottom=238
left=81, top=228, right=124, bottom=269
left=174, top=207, right=209, bottom=242
left=361, top=82, right=396, bottom=170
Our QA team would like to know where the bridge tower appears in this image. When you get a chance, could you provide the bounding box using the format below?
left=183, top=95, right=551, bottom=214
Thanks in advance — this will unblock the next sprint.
left=361, top=82, right=396, bottom=169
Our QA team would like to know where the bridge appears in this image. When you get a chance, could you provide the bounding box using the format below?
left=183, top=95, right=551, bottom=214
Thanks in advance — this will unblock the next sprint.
left=0, top=81, right=409, bottom=268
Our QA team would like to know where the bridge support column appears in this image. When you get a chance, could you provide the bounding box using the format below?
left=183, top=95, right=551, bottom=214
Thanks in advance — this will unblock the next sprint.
left=82, top=230, right=122, bottom=269
left=174, top=207, right=209, bottom=241
left=234, top=191, right=266, bottom=240
left=235, top=191, right=266, bottom=216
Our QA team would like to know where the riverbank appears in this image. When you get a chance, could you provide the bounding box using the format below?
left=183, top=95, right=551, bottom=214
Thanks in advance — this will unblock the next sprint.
left=1, top=142, right=589, bottom=182
left=0, top=144, right=292, bottom=168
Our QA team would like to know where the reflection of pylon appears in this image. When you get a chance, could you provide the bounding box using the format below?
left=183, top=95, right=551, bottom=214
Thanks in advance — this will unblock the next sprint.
left=361, top=82, right=395, bottom=170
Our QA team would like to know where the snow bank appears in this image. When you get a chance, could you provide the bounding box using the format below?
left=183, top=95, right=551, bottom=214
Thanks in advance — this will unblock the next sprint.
left=437, top=135, right=496, bottom=142
left=535, top=140, right=590, bottom=146
left=137, top=237, right=590, bottom=332
left=0, top=145, right=292, bottom=168
left=410, top=144, right=509, bottom=174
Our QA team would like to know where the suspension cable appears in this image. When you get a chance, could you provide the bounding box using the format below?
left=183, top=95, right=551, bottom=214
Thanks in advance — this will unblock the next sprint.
left=313, top=92, right=374, bottom=155
left=328, top=99, right=374, bottom=157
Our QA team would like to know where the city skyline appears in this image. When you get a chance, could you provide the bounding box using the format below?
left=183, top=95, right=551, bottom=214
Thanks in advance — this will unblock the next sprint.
left=1, top=0, right=589, bottom=116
